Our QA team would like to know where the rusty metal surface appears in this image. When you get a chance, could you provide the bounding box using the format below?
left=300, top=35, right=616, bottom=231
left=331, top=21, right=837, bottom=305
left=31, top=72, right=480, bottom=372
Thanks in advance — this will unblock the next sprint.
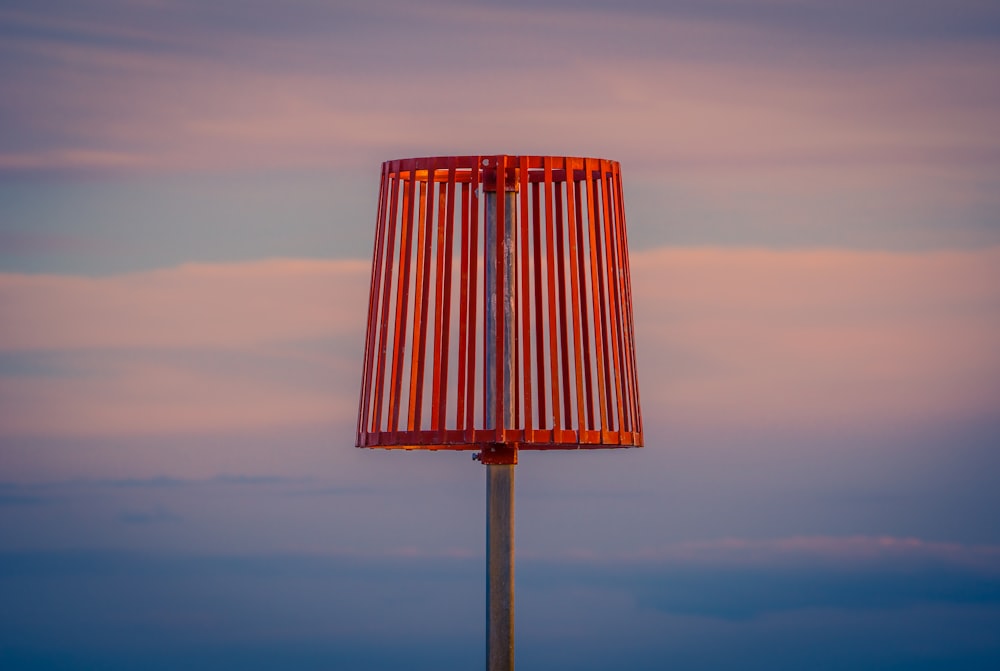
left=356, top=155, right=643, bottom=451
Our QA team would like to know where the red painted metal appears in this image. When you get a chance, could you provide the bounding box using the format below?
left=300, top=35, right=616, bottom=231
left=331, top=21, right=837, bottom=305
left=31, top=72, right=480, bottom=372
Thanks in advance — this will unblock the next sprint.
left=356, top=155, right=643, bottom=452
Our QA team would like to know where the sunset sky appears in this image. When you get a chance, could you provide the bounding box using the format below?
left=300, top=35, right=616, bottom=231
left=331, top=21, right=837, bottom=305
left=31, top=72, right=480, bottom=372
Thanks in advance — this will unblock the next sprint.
left=2, top=1, right=999, bottom=669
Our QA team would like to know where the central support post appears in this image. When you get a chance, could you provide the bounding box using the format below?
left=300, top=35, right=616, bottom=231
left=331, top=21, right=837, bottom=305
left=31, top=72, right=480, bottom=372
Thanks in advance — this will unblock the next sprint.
left=486, top=462, right=514, bottom=670
left=483, top=161, right=517, bottom=671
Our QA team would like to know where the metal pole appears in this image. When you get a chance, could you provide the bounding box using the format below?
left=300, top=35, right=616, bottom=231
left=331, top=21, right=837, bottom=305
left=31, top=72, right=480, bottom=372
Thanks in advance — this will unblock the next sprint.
left=484, top=180, right=516, bottom=671
left=487, top=462, right=514, bottom=671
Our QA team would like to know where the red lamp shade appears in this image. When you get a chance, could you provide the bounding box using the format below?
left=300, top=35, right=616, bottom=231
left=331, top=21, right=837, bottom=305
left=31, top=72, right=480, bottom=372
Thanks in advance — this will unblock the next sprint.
left=356, top=155, right=642, bottom=454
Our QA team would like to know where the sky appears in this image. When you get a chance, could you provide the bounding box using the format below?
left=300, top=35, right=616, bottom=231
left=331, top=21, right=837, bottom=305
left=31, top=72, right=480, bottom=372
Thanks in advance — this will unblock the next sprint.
left=1, top=1, right=999, bottom=669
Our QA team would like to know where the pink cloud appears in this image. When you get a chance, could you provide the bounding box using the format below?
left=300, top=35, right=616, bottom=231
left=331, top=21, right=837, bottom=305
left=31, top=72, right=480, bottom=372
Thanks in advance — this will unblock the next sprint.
left=0, top=259, right=367, bottom=351
left=631, top=246, right=1000, bottom=428
left=0, top=259, right=368, bottom=436
left=1, top=248, right=997, bottom=438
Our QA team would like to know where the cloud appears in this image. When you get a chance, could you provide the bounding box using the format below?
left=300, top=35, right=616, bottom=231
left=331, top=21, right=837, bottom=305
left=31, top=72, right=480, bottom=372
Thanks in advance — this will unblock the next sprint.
left=522, top=535, right=1000, bottom=621
left=0, top=259, right=367, bottom=351
left=632, top=246, right=1000, bottom=429
left=1, top=0, right=997, bottom=179
left=1, top=248, right=997, bottom=438
left=0, top=259, right=368, bottom=436
left=2, top=544, right=997, bottom=668
left=4, top=1, right=998, bottom=254
left=1, top=535, right=997, bottom=628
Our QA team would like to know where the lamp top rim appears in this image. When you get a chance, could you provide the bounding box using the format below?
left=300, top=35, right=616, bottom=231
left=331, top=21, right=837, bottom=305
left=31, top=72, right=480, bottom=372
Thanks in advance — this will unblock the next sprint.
left=381, top=154, right=621, bottom=167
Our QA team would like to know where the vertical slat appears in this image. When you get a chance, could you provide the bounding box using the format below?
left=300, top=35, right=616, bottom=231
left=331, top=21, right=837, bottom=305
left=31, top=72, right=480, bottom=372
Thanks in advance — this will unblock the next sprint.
left=613, top=165, right=640, bottom=433
left=571, top=170, right=595, bottom=431
left=484, top=162, right=493, bottom=431
left=600, top=161, right=626, bottom=434
left=439, top=161, right=458, bottom=436
left=518, top=156, right=532, bottom=432
left=623, top=165, right=643, bottom=436
left=621, top=173, right=642, bottom=438
left=530, top=180, right=547, bottom=431
left=410, top=173, right=435, bottom=430
left=371, top=167, right=401, bottom=437
left=430, top=163, right=447, bottom=431
left=608, top=167, right=633, bottom=432
left=456, top=179, right=472, bottom=432
left=358, top=164, right=387, bottom=441
left=551, top=163, right=572, bottom=428
left=388, top=166, right=417, bottom=433
left=431, top=160, right=454, bottom=433
left=466, top=162, right=481, bottom=436
left=585, top=159, right=610, bottom=433
left=493, top=155, right=506, bottom=435
left=563, top=161, right=587, bottom=434
left=542, top=159, right=561, bottom=431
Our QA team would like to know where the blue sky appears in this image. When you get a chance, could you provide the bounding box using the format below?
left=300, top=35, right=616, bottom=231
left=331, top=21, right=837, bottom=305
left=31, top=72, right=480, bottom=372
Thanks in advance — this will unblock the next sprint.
left=1, top=1, right=999, bottom=669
